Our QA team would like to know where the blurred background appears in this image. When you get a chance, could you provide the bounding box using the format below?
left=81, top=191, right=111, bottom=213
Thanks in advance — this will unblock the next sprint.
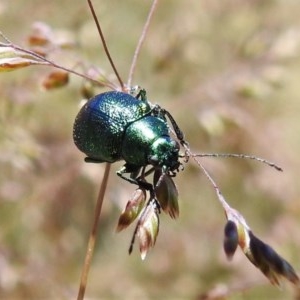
left=1, top=0, right=300, bottom=299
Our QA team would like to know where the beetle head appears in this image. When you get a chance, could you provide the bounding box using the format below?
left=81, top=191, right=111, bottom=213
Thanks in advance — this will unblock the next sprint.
left=148, top=137, right=181, bottom=174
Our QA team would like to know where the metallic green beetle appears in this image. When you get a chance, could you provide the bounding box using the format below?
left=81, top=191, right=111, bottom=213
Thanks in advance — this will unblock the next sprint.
left=73, top=89, right=186, bottom=190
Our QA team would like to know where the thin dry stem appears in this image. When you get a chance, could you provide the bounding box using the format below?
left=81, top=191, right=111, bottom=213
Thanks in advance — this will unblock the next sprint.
left=77, top=163, right=111, bottom=300
left=0, top=30, right=13, bottom=44
left=127, top=0, right=159, bottom=87
left=87, top=0, right=124, bottom=90
left=0, top=33, right=116, bottom=90
left=183, top=145, right=238, bottom=218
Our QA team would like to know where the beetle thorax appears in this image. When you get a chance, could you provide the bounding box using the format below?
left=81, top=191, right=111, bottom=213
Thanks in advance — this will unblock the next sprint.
left=121, top=115, right=180, bottom=171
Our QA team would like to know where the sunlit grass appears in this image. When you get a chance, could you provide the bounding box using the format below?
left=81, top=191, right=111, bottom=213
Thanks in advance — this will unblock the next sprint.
left=1, top=0, right=300, bottom=299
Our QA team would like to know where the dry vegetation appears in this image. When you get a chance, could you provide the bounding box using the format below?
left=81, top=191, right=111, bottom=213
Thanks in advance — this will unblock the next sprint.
left=1, top=0, right=300, bottom=299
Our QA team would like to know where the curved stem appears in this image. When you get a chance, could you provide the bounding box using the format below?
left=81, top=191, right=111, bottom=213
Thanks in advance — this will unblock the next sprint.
left=87, top=0, right=124, bottom=90
left=0, top=38, right=117, bottom=90
left=77, top=163, right=111, bottom=300
left=183, top=145, right=231, bottom=215
left=127, top=0, right=159, bottom=87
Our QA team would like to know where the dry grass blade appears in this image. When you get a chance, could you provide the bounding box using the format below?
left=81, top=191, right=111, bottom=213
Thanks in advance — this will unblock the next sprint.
left=127, top=0, right=159, bottom=87
left=0, top=30, right=115, bottom=88
left=87, top=0, right=124, bottom=90
left=77, top=163, right=111, bottom=300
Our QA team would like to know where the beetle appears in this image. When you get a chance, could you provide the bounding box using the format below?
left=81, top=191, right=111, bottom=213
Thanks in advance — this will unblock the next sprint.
left=73, top=89, right=187, bottom=193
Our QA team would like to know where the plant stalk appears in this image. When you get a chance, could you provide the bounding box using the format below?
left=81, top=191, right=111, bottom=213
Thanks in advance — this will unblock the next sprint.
left=77, top=163, right=111, bottom=300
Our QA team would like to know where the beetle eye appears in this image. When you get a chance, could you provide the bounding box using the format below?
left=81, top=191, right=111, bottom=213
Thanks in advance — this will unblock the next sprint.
left=171, top=140, right=180, bottom=151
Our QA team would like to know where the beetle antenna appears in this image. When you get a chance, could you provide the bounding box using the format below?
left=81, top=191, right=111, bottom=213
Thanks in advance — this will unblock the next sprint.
left=87, top=0, right=124, bottom=90
left=167, top=116, right=282, bottom=172
left=191, top=153, right=282, bottom=172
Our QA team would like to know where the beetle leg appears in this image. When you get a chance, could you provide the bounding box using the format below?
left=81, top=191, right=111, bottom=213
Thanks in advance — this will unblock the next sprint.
left=117, top=164, right=154, bottom=193
left=142, top=166, right=155, bottom=178
left=151, top=105, right=188, bottom=148
left=163, top=109, right=189, bottom=147
left=84, top=157, right=105, bottom=163
left=135, top=88, right=147, bottom=101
